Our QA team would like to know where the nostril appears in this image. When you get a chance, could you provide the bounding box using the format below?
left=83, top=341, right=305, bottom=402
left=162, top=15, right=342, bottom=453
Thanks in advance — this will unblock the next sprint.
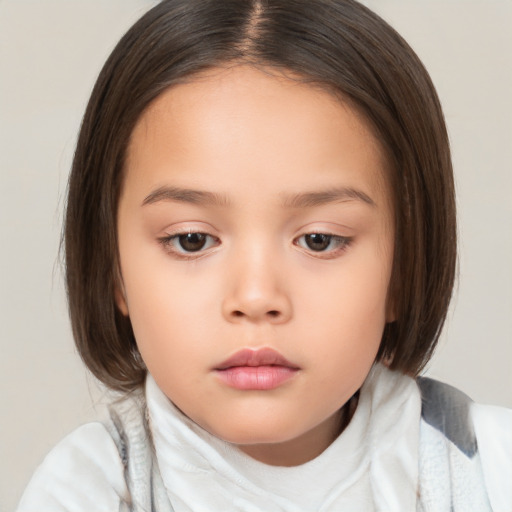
left=267, top=310, right=280, bottom=317
left=232, top=310, right=244, bottom=317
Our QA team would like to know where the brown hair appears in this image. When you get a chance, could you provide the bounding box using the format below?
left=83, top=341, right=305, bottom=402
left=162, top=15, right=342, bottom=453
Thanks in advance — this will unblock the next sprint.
left=65, top=0, right=456, bottom=392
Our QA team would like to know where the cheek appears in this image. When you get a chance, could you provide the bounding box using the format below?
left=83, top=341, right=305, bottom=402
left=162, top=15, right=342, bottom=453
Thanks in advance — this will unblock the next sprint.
left=298, top=250, right=391, bottom=356
left=119, top=243, right=222, bottom=367
left=126, top=275, right=198, bottom=340
left=307, top=250, right=390, bottom=318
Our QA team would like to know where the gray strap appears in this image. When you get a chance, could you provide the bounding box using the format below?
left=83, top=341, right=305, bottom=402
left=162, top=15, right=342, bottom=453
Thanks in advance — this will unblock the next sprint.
left=103, top=394, right=175, bottom=512
left=417, top=378, right=492, bottom=511
left=418, top=376, right=477, bottom=458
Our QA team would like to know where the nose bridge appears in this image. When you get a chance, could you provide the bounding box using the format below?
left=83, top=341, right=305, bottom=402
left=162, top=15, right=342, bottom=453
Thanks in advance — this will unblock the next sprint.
left=222, top=235, right=292, bottom=323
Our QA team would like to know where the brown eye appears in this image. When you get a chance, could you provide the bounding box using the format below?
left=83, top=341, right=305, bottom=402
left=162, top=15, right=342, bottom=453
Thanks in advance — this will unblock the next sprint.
left=295, top=233, right=352, bottom=256
left=178, top=233, right=208, bottom=252
left=159, top=231, right=219, bottom=258
left=304, top=233, right=331, bottom=251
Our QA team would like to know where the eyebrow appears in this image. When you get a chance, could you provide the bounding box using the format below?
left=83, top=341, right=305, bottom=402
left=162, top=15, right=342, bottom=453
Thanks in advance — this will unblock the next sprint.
left=142, top=186, right=230, bottom=207
left=281, top=187, right=376, bottom=208
left=142, top=185, right=375, bottom=208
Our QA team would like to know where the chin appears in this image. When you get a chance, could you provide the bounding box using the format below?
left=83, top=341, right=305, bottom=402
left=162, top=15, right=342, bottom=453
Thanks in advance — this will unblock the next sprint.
left=203, top=416, right=308, bottom=446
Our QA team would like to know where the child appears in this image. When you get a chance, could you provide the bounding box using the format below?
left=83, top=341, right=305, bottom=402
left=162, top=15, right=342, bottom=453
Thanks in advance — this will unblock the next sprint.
left=17, top=0, right=511, bottom=510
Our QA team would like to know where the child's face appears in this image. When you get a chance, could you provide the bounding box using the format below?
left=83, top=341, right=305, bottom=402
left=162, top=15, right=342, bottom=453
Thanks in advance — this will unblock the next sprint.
left=116, top=66, right=394, bottom=465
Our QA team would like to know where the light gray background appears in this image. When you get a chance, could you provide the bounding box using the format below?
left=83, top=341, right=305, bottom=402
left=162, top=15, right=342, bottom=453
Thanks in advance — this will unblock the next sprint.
left=1, top=1, right=511, bottom=510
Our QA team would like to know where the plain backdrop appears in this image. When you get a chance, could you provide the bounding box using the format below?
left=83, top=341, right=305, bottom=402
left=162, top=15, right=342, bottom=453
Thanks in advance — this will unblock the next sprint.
left=1, top=1, right=511, bottom=510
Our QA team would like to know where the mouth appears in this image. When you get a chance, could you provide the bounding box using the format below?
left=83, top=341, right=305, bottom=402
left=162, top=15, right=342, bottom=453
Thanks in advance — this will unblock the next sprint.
left=214, top=348, right=300, bottom=391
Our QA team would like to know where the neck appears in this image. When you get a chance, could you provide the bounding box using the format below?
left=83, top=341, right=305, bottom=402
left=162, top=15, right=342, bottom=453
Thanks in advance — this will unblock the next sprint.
left=237, top=393, right=359, bottom=466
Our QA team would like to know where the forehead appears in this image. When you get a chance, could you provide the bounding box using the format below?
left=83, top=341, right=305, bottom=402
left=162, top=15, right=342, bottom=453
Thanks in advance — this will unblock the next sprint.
left=124, top=65, right=391, bottom=209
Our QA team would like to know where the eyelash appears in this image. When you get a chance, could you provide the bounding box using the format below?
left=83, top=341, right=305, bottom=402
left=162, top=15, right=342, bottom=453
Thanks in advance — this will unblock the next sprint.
left=158, top=231, right=352, bottom=260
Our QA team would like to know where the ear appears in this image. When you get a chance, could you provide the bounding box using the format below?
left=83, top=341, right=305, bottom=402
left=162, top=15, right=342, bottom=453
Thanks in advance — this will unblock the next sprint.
left=385, top=289, right=397, bottom=323
left=385, top=304, right=396, bottom=323
left=114, top=280, right=129, bottom=316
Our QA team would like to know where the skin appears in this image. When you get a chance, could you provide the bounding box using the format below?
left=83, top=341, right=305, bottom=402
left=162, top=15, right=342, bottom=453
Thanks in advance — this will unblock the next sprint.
left=116, top=65, right=395, bottom=466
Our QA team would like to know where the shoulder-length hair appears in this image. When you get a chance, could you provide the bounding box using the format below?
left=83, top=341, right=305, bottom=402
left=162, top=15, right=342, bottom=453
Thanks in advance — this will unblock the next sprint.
left=65, top=0, right=456, bottom=391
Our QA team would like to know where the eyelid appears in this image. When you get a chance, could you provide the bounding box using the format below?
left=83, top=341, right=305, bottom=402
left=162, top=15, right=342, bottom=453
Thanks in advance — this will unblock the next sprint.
left=157, top=221, right=219, bottom=242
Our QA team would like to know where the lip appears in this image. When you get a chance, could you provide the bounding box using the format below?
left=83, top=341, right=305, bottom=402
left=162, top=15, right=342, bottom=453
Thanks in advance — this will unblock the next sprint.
left=214, top=348, right=300, bottom=391
left=215, top=348, right=298, bottom=370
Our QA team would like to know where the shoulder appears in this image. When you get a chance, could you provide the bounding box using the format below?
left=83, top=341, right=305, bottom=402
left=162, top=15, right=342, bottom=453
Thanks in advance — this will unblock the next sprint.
left=417, top=376, right=477, bottom=456
left=471, top=401, right=512, bottom=442
left=471, top=402, right=512, bottom=511
left=417, top=376, right=511, bottom=458
left=17, top=422, right=131, bottom=512
left=417, top=376, right=512, bottom=511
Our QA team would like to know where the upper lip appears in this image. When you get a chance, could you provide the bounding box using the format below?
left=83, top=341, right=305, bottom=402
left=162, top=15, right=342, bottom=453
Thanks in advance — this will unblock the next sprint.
left=215, top=348, right=299, bottom=370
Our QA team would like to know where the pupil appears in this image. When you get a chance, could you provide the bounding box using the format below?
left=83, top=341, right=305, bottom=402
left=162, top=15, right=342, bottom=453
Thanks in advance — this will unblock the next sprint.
left=179, top=233, right=207, bottom=252
left=306, top=234, right=330, bottom=251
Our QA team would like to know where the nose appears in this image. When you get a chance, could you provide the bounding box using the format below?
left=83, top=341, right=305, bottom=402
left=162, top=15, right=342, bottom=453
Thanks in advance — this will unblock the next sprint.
left=221, top=246, right=293, bottom=324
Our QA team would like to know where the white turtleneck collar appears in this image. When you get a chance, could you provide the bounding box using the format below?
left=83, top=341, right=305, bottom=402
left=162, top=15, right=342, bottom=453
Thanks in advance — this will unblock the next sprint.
left=146, top=364, right=421, bottom=511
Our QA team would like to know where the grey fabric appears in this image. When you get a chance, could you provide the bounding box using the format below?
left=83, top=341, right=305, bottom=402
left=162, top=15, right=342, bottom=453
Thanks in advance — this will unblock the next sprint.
left=417, top=377, right=492, bottom=511
left=417, top=419, right=492, bottom=512
left=102, top=391, right=174, bottom=512
left=418, top=377, right=478, bottom=458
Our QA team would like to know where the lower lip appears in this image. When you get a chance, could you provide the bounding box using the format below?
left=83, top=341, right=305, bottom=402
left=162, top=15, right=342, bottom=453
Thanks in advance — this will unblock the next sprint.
left=215, top=366, right=298, bottom=390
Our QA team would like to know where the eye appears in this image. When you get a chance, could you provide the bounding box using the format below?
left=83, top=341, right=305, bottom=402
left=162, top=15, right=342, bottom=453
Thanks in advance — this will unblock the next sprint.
left=303, top=233, right=331, bottom=251
left=295, top=233, right=352, bottom=255
left=176, top=233, right=209, bottom=252
left=159, top=232, right=219, bottom=256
